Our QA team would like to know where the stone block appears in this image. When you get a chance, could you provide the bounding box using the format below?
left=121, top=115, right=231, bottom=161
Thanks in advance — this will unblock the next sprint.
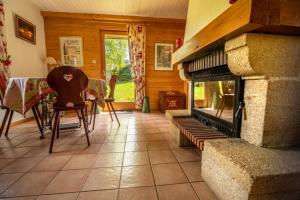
left=201, top=139, right=300, bottom=200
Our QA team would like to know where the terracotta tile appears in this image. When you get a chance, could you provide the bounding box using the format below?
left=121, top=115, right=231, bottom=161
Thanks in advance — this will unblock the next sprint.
left=63, top=154, right=97, bottom=170
left=77, top=190, right=118, bottom=200
left=180, top=161, right=203, bottom=182
left=123, top=151, right=149, bottom=166
left=0, top=173, right=23, bottom=193
left=82, top=167, right=121, bottom=190
left=148, top=150, right=177, bottom=164
left=119, top=187, right=158, bottom=200
left=105, top=135, right=126, bottom=143
left=172, top=148, right=201, bottom=162
left=1, top=172, right=57, bottom=197
left=36, top=193, right=78, bottom=200
left=192, top=182, right=219, bottom=200
left=0, top=147, right=32, bottom=159
left=31, top=155, right=71, bottom=171
left=157, top=183, right=199, bottom=200
left=147, top=142, right=170, bottom=151
left=1, top=157, right=43, bottom=173
left=0, top=159, right=15, bottom=170
left=125, top=142, right=147, bottom=152
left=99, top=143, right=125, bottom=153
left=93, top=153, right=123, bottom=167
left=152, top=163, right=188, bottom=185
left=120, top=165, right=154, bottom=188
left=51, top=145, right=86, bottom=155
left=0, top=196, right=37, bottom=200
left=43, top=169, right=89, bottom=194
left=79, top=144, right=102, bottom=154
left=23, top=147, right=49, bottom=158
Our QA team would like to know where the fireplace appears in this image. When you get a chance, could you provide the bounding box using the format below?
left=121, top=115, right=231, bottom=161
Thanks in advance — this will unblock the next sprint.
left=189, top=48, right=244, bottom=137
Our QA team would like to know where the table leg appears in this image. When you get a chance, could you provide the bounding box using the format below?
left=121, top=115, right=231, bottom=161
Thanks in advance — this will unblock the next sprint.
left=5, top=110, right=14, bottom=136
left=32, top=106, right=45, bottom=139
left=0, top=108, right=10, bottom=137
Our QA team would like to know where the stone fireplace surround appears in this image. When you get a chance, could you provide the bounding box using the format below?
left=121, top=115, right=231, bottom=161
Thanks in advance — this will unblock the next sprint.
left=171, top=33, right=300, bottom=200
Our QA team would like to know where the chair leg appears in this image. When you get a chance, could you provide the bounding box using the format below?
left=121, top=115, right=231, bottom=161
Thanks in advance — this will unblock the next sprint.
left=76, top=110, right=82, bottom=127
left=106, top=102, right=113, bottom=121
left=56, top=114, right=60, bottom=139
left=0, top=108, right=10, bottom=137
left=109, top=102, right=120, bottom=126
left=49, top=111, right=59, bottom=153
left=81, top=108, right=90, bottom=146
left=5, top=110, right=14, bottom=136
left=92, top=102, right=97, bottom=131
left=89, top=101, right=94, bottom=125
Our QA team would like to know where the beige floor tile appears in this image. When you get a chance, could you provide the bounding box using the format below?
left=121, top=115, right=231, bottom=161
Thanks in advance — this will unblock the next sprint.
left=31, top=155, right=71, bottom=171
left=77, top=190, right=118, bottom=200
left=192, top=182, right=219, bottom=200
left=148, top=150, right=177, bottom=164
left=1, top=172, right=57, bottom=197
left=125, top=142, right=147, bottom=152
left=99, top=143, right=125, bottom=153
left=152, top=163, right=188, bottom=185
left=82, top=167, right=121, bottom=190
left=157, top=183, right=199, bottom=200
left=105, top=135, right=127, bottom=143
left=0, top=173, right=23, bottom=193
left=36, top=193, right=78, bottom=200
left=172, top=149, right=201, bottom=162
left=147, top=142, right=170, bottom=151
left=120, top=165, right=154, bottom=188
left=180, top=161, right=203, bottom=182
left=119, top=187, right=158, bottom=200
left=62, top=154, right=97, bottom=170
left=43, top=169, right=89, bottom=194
left=123, top=151, right=149, bottom=166
left=93, top=153, right=123, bottom=167
left=1, top=157, right=43, bottom=173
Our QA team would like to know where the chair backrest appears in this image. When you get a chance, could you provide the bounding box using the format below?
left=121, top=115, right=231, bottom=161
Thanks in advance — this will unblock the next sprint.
left=47, top=66, right=88, bottom=107
left=108, top=75, right=117, bottom=99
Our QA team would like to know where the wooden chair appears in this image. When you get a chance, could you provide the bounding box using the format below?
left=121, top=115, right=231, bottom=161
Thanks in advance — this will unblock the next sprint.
left=0, top=73, right=14, bottom=138
left=105, top=75, right=120, bottom=126
left=47, top=66, right=90, bottom=153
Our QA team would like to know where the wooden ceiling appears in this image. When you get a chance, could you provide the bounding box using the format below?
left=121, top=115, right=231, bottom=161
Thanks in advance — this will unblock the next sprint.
left=31, top=0, right=189, bottom=19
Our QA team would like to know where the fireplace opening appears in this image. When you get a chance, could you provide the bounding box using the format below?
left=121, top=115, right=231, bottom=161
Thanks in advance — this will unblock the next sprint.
left=191, top=65, right=244, bottom=138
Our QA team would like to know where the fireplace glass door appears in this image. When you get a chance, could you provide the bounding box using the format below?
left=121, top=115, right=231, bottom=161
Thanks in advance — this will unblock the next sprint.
left=193, top=80, right=235, bottom=123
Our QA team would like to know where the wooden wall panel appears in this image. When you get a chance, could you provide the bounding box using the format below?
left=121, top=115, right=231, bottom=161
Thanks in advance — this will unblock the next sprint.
left=43, top=13, right=186, bottom=110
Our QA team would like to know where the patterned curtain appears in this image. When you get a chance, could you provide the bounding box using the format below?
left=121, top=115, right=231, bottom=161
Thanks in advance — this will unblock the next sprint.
left=0, top=0, right=9, bottom=100
left=128, top=24, right=146, bottom=109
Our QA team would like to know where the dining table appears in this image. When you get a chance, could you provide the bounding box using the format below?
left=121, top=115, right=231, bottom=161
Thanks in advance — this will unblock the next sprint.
left=2, top=77, right=106, bottom=138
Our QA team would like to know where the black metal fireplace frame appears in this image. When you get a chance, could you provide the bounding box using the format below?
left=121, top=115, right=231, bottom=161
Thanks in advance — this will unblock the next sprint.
left=191, top=65, right=244, bottom=137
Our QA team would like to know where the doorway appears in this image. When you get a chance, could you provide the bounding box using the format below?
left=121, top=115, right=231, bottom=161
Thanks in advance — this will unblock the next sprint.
left=101, top=31, right=135, bottom=110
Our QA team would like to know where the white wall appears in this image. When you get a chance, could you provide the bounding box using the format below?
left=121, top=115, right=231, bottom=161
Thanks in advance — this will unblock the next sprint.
left=184, top=0, right=230, bottom=42
left=1, top=0, right=46, bottom=123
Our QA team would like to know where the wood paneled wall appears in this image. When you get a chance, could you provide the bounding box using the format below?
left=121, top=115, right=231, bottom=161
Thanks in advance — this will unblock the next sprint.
left=43, top=12, right=186, bottom=110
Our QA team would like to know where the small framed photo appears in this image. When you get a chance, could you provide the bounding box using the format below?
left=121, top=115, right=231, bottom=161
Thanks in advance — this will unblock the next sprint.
left=15, top=15, right=36, bottom=45
left=155, top=43, right=174, bottom=71
left=59, top=36, right=84, bottom=67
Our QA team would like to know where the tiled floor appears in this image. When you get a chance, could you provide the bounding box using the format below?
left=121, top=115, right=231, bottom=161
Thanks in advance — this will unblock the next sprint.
left=0, top=112, right=218, bottom=200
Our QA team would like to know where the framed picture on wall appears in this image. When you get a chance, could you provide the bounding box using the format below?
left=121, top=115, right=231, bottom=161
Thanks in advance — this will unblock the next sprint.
left=59, top=36, right=84, bottom=67
left=155, top=43, right=174, bottom=71
left=15, top=15, right=36, bottom=45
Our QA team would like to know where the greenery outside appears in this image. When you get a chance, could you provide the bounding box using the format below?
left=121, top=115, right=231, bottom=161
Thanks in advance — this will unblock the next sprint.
left=104, top=37, right=134, bottom=102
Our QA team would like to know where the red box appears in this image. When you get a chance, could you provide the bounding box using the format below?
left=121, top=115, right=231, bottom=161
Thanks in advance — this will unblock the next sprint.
left=159, top=91, right=186, bottom=113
